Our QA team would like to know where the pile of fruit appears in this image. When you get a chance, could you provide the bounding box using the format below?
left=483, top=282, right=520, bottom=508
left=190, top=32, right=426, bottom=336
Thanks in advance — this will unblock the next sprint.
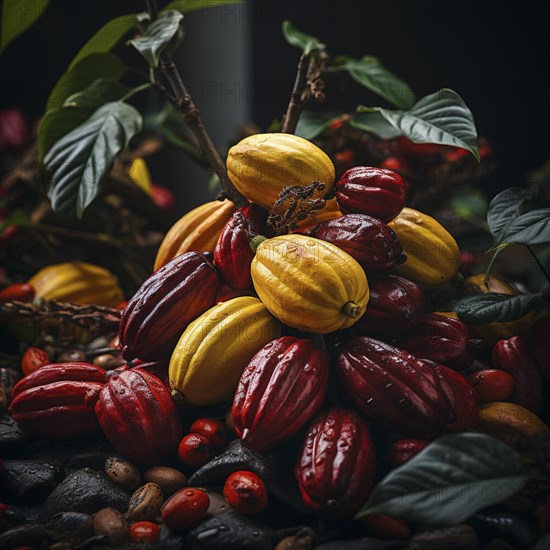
left=1, top=132, right=549, bottom=549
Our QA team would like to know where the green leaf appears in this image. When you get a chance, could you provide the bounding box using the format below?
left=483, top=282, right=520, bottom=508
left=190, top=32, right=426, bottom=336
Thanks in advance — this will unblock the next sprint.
left=160, top=127, right=203, bottom=162
left=377, top=88, right=480, bottom=161
left=497, top=208, right=550, bottom=246
left=69, top=14, right=137, bottom=70
left=487, top=187, right=533, bottom=238
left=38, top=79, right=132, bottom=160
left=163, top=0, right=242, bottom=13
left=44, top=102, right=142, bottom=218
left=295, top=111, right=339, bottom=140
left=1, top=0, right=52, bottom=53
left=0, top=209, right=29, bottom=234
left=453, top=292, right=540, bottom=324
left=46, top=53, right=128, bottom=112
left=129, top=10, right=183, bottom=69
left=282, top=20, right=325, bottom=55
left=350, top=110, right=402, bottom=140
left=356, top=432, right=529, bottom=526
left=450, top=186, right=488, bottom=219
left=333, top=55, right=415, bottom=109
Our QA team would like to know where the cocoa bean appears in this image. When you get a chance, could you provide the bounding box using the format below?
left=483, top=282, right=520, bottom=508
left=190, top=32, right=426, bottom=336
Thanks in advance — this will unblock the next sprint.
left=126, top=482, right=164, bottom=522
left=105, top=457, right=141, bottom=492
left=143, top=466, right=187, bottom=497
left=93, top=507, right=129, bottom=545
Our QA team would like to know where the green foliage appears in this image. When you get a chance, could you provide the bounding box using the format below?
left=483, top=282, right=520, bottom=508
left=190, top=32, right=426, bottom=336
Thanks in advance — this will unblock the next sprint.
left=294, top=111, right=339, bottom=140
left=163, top=0, right=241, bottom=14
left=496, top=208, right=550, bottom=246
left=282, top=20, right=326, bottom=55
left=350, top=109, right=402, bottom=139
left=0, top=0, right=51, bottom=53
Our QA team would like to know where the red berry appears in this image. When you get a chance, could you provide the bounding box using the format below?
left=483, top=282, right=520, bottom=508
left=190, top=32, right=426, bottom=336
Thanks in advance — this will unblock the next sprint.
left=21, top=347, right=50, bottom=376
left=178, top=433, right=214, bottom=468
left=161, top=488, right=209, bottom=530
left=395, top=136, right=444, bottom=159
left=479, top=144, right=493, bottom=159
left=468, top=369, right=515, bottom=403
left=379, top=157, right=410, bottom=176
left=335, top=149, right=355, bottom=166
left=0, top=108, right=29, bottom=152
left=189, top=418, right=227, bottom=450
left=446, top=147, right=470, bottom=163
left=129, top=521, right=160, bottom=543
left=0, top=283, right=35, bottom=303
left=151, top=184, right=176, bottom=215
left=223, top=470, right=267, bottom=516
left=329, top=118, right=345, bottom=131
left=385, top=438, right=429, bottom=469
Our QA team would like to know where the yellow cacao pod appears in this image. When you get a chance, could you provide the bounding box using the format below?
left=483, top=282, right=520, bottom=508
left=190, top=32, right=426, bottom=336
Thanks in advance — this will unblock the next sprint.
left=154, top=199, right=236, bottom=271
left=226, top=133, right=335, bottom=209
left=169, top=296, right=281, bottom=406
left=251, top=234, right=369, bottom=333
left=388, top=207, right=460, bottom=285
left=28, top=262, right=124, bottom=307
left=294, top=197, right=342, bottom=229
left=128, top=158, right=152, bottom=195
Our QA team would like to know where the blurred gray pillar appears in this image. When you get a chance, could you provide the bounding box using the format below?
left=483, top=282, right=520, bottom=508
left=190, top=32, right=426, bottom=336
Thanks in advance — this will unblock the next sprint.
left=168, top=1, right=251, bottom=214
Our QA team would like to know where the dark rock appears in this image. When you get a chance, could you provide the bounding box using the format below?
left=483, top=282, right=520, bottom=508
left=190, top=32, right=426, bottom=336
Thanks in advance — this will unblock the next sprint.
left=0, top=523, right=49, bottom=548
left=46, top=512, right=94, bottom=544
left=0, top=415, right=28, bottom=456
left=4, top=459, right=64, bottom=505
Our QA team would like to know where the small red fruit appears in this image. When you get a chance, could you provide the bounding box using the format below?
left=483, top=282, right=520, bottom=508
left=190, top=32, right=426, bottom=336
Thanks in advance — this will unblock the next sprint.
left=335, top=149, right=355, bottom=167
left=446, top=147, right=470, bottom=163
left=188, top=418, right=227, bottom=450
left=161, top=488, right=210, bottom=530
left=223, top=470, right=268, bottom=516
left=21, top=347, right=50, bottom=376
left=129, top=521, right=160, bottom=543
left=151, top=184, right=176, bottom=215
left=0, top=108, right=29, bottom=152
left=379, top=157, right=410, bottom=176
left=468, top=369, right=515, bottom=403
left=0, top=283, right=35, bottom=303
left=395, top=136, right=444, bottom=159
left=178, top=433, right=214, bottom=468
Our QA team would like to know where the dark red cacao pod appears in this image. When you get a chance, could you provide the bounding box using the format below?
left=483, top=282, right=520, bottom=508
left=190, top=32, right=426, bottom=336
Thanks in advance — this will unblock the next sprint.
left=232, top=336, right=329, bottom=451
left=385, top=438, right=429, bottom=470
left=335, top=166, right=406, bottom=221
left=314, top=214, right=405, bottom=273
left=120, top=251, right=220, bottom=361
left=337, top=337, right=479, bottom=438
left=492, top=336, right=545, bottom=415
left=295, top=407, right=376, bottom=519
left=400, top=313, right=475, bottom=370
left=214, top=204, right=270, bottom=290
left=95, top=369, right=183, bottom=465
left=354, top=274, right=425, bottom=337
left=9, top=363, right=106, bottom=438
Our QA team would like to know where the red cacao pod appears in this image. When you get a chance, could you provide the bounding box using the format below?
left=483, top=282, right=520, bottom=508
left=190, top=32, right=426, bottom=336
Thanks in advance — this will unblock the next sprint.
left=0, top=283, right=35, bottom=303
left=491, top=336, right=545, bottom=415
left=295, top=407, right=376, bottom=519
left=400, top=313, right=475, bottom=370
left=232, top=336, right=329, bottom=451
left=120, top=252, right=220, bottom=361
left=335, top=166, right=407, bottom=222
left=385, top=438, right=429, bottom=469
left=9, top=363, right=106, bottom=438
left=337, top=337, right=479, bottom=438
left=214, top=204, right=270, bottom=290
left=314, top=214, right=405, bottom=273
left=354, top=274, right=424, bottom=336
left=468, top=369, right=515, bottom=403
left=95, top=369, right=183, bottom=465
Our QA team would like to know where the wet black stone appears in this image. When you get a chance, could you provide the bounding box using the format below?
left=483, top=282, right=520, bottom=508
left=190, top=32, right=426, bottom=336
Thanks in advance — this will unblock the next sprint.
left=4, top=459, right=64, bottom=505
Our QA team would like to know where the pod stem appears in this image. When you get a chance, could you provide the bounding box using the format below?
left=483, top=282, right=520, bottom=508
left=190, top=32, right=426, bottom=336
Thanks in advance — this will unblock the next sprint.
left=250, top=235, right=268, bottom=254
left=342, top=301, right=361, bottom=318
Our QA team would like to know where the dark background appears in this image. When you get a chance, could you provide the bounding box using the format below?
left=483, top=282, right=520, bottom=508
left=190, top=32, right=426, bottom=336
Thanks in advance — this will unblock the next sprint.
left=1, top=0, right=549, bottom=200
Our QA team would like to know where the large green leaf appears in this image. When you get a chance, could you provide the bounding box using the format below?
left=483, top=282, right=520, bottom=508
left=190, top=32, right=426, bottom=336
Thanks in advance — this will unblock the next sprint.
left=356, top=432, right=529, bottom=526
left=129, top=10, right=183, bottom=68
left=498, top=208, right=550, bottom=246
left=334, top=55, right=415, bottom=109
left=44, top=102, right=142, bottom=218
left=46, top=53, right=128, bottom=112
left=487, top=187, right=533, bottom=238
left=453, top=292, right=541, bottom=324
left=350, top=109, right=402, bottom=139
left=378, top=88, right=480, bottom=161
left=295, top=111, right=339, bottom=140
left=282, top=20, right=325, bottom=55
left=68, top=14, right=137, bottom=70
left=163, top=0, right=242, bottom=13
left=1, top=0, right=52, bottom=53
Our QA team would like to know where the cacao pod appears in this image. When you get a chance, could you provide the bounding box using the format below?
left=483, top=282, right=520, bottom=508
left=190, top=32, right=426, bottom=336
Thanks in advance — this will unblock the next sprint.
left=232, top=336, right=329, bottom=451
left=400, top=313, right=475, bottom=370
left=226, top=133, right=335, bottom=209
left=120, top=252, right=220, bottom=361
left=154, top=200, right=236, bottom=271
left=169, top=296, right=281, bottom=406
left=28, top=262, right=124, bottom=307
left=313, top=214, right=405, bottom=273
left=335, top=166, right=406, bottom=221
left=214, top=204, right=270, bottom=290
left=95, top=369, right=183, bottom=465
left=492, top=336, right=545, bottom=416
left=10, top=363, right=106, bottom=438
left=128, top=158, right=153, bottom=195
left=388, top=207, right=460, bottom=285
left=295, top=407, right=376, bottom=519
left=354, top=274, right=424, bottom=337
left=385, top=438, right=429, bottom=469
left=337, top=337, right=479, bottom=437
left=251, top=234, right=369, bottom=333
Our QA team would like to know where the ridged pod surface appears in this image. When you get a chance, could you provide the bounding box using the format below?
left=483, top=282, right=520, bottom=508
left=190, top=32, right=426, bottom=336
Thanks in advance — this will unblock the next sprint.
left=226, top=133, right=335, bottom=209
left=10, top=363, right=106, bottom=438
left=388, top=207, right=460, bottom=285
left=295, top=407, right=376, bottom=519
left=169, top=296, right=281, bottom=406
left=251, top=234, right=369, bottom=333
left=95, top=369, right=183, bottom=465
left=337, top=337, right=479, bottom=438
left=120, top=252, right=220, bottom=361
left=154, top=200, right=236, bottom=270
left=232, top=336, right=329, bottom=451
left=28, top=262, right=124, bottom=307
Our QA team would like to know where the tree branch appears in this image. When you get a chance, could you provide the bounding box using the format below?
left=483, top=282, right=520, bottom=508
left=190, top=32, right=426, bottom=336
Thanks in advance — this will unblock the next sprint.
left=281, top=53, right=310, bottom=134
